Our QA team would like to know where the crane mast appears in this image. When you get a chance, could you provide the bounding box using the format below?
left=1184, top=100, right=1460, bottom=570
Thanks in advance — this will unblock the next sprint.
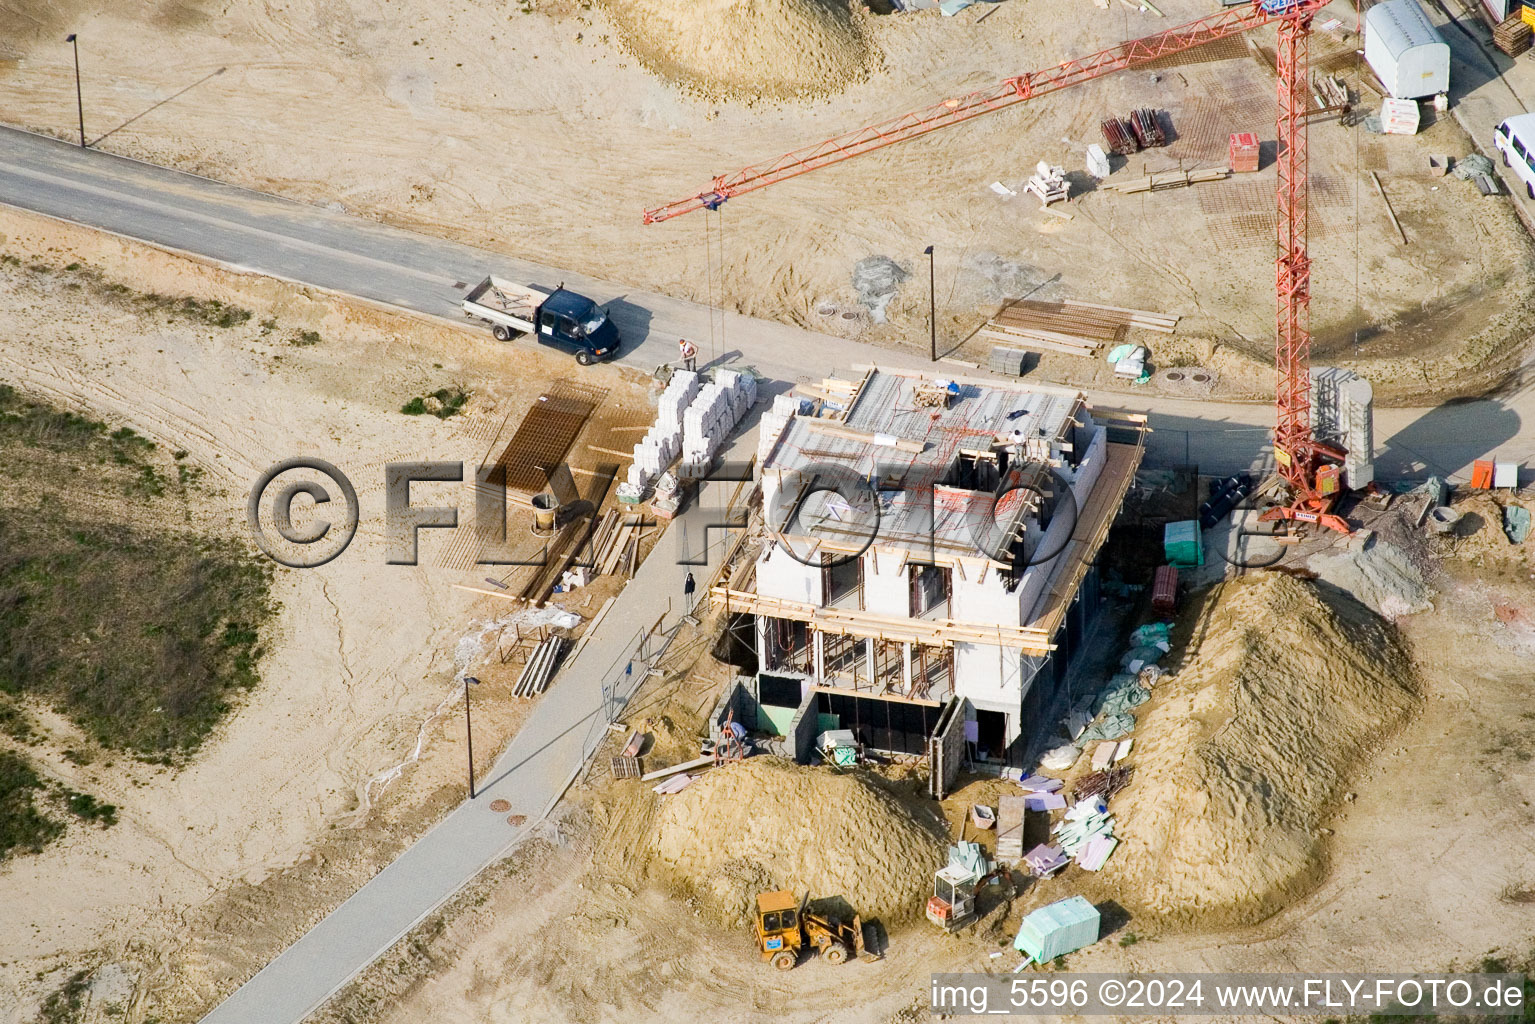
left=644, top=0, right=1347, bottom=531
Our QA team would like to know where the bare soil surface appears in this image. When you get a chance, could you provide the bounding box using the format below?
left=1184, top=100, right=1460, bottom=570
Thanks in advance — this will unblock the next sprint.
left=2, top=0, right=1531, bottom=402
left=0, top=206, right=654, bottom=1022
left=289, top=509, right=1535, bottom=1024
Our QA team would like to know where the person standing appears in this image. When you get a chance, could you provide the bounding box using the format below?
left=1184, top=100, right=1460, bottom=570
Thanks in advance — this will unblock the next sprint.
left=678, top=337, right=698, bottom=373
left=683, top=571, right=696, bottom=615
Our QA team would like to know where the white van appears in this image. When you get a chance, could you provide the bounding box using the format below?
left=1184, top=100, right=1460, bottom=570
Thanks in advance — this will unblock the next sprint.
left=1494, top=113, right=1535, bottom=199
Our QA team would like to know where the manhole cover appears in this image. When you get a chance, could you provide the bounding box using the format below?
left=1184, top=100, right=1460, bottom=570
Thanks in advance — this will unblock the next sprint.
left=489, top=799, right=511, bottom=812
left=816, top=305, right=836, bottom=317
left=507, top=814, right=527, bottom=827
left=1165, top=371, right=1185, bottom=382
left=841, top=312, right=860, bottom=320
left=1191, top=373, right=1210, bottom=383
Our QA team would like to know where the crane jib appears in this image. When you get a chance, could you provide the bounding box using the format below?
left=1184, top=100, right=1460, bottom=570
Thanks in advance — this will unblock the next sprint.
left=639, top=0, right=1329, bottom=224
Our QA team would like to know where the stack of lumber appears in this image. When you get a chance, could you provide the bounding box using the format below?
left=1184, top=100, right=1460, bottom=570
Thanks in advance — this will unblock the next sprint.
left=1311, top=71, right=1349, bottom=110
left=995, top=794, right=1027, bottom=861
left=1103, top=165, right=1229, bottom=194
left=518, top=515, right=592, bottom=606
left=1072, top=764, right=1134, bottom=802
left=1496, top=14, right=1532, bottom=56
left=587, top=510, right=646, bottom=578
left=513, top=634, right=567, bottom=697
left=980, top=299, right=1179, bottom=357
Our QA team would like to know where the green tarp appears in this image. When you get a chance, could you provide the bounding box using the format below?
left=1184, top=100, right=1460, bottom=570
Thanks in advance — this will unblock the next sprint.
left=1014, top=895, right=1101, bottom=963
left=1505, top=505, right=1531, bottom=545
left=1163, top=519, right=1203, bottom=567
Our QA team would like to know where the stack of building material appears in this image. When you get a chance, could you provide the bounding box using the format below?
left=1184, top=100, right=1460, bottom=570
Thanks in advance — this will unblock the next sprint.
left=989, top=346, right=1028, bottom=376
left=981, top=299, right=1176, bottom=357
left=1380, top=97, right=1420, bottom=134
left=1495, top=14, right=1532, bottom=56
left=1016, top=774, right=1064, bottom=794
left=1023, top=161, right=1069, bottom=206
left=512, top=634, right=566, bottom=697
left=1073, top=764, right=1133, bottom=802
left=1229, top=131, right=1260, bottom=173
left=1100, top=116, right=1138, bottom=155
left=1051, top=796, right=1118, bottom=870
left=1022, top=843, right=1069, bottom=877
left=995, top=794, right=1027, bottom=861
left=1023, top=790, right=1066, bottom=811
left=1103, top=166, right=1230, bottom=194
left=653, top=773, right=694, bottom=795
left=757, top=393, right=807, bottom=463
left=621, top=371, right=700, bottom=500
left=587, top=511, right=645, bottom=577
left=679, top=371, right=757, bottom=478
left=1163, top=519, right=1203, bottom=567
left=1013, top=896, right=1101, bottom=963
left=1129, top=108, right=1166, bottom=148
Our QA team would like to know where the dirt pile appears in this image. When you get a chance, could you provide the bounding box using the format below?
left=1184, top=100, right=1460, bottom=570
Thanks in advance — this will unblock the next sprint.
left=1106, top=573, right=1418, bottom=927
left=1441, top=493, right=1533, bottom=567
left=613, top=756, right=944, bottom=927
left=599, top=0, right=877, bottom=101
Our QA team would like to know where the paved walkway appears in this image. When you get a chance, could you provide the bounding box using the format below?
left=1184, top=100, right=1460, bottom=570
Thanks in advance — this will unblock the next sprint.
left=199, top=458, right=745, bottom=1024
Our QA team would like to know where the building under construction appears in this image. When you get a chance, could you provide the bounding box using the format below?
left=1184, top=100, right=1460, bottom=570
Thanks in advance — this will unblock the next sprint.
left=712, top=367, right=1145, bottom=768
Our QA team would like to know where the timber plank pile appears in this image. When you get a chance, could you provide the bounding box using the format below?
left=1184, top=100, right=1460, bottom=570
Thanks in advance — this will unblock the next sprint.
left=1495, top=14, right=1532, bottom=57
left=513, top=634, right=567, bottom=697
left=1103, top=165, right=1229, bottom=194
left=587, top=509, right=646, bottom=578
left=981, top=299, right=1180, bottom=357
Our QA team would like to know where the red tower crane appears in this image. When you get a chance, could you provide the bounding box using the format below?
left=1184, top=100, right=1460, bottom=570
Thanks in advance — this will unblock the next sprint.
left=642, top=0, right=1349, bottom=532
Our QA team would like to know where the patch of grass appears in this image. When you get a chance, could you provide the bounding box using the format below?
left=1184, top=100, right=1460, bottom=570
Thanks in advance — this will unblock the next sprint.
left=401, top=387, right=470, bottom=419
left=0, top=513, right=273, bottom=755
left=0, top=696, right=33, bottom=741
left=0, top=750, right=62, bottom=859
left=38, top=968, right=90, bottom=1024
left=63, top=790, right=116, bottom=827
left=0, top=386, right=273, bottom=758
left=0, top=386, right=169, bottom=497
left=292, top=329, right=321, bottom=347
left=1119, top=932, right=1140, bottom=946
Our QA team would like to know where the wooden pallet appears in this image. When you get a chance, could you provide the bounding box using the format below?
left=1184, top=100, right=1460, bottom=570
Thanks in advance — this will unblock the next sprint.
left=1495, top=14, right=1532, bottom=56
left=611, top=755, right=641, bottom=779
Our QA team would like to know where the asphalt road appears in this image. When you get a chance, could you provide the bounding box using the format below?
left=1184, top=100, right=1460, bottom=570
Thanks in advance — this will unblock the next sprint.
left=3, top=125, right=1530, bottom=482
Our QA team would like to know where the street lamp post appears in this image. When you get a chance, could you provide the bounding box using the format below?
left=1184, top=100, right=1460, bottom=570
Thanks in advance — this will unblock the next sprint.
left=923, top=245, right=936, bottom=362
left=462, top=676, right=481, bottom=798
left=64, top=34, right=84, bottom=148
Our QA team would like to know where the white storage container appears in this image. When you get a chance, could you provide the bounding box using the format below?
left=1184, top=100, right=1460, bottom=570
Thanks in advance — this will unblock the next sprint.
left=1364, top=0, right=1449, bottom=100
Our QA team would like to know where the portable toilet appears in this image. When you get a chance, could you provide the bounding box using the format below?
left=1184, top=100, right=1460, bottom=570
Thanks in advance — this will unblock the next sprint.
left=1364, top=0, right=1450, bottom=99
left=1014, top=896, right=1101, bottom=964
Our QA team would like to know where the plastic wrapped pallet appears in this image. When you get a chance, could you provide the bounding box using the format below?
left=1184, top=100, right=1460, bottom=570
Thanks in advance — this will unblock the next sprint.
left=771, top=393, right=800, bottom=417
left=1013, top=896, right=1100, bottom=964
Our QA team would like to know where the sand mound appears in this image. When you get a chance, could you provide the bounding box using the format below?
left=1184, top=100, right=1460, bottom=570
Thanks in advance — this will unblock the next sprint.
left=630, top=757, right=945, bottom=926
left=1106, top=573, right=1418, bottom=926
left=599, top=0, right=877, bottom=101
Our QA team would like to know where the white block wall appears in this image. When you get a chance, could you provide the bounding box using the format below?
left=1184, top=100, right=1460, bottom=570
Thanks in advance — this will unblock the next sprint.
left=755, top=545, right=823, bottom=606
left=860, top=548, right=911, bottom=617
